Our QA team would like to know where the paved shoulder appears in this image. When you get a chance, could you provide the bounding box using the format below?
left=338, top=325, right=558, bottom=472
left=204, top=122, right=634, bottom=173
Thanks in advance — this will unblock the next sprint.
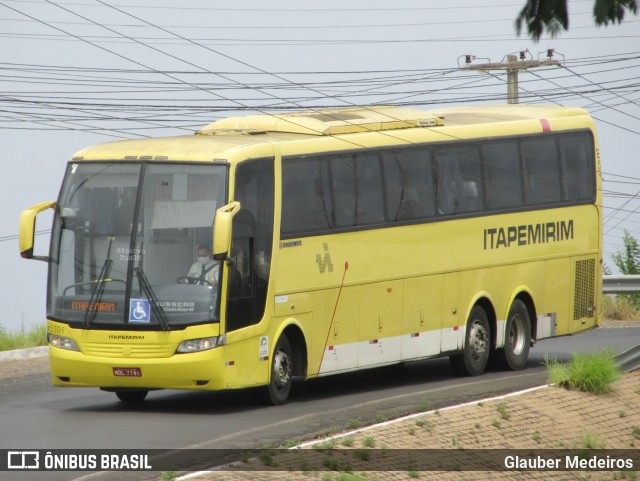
left=0, top=347, right=49, bottom=380
left=0, top=346, right=48, bottom=362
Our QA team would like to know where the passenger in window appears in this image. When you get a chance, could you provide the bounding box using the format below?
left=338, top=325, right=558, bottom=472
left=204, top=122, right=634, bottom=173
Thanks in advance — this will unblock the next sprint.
left=179, top=245, right=219, bottom=287
left=460, top=180, right=480, bottom=212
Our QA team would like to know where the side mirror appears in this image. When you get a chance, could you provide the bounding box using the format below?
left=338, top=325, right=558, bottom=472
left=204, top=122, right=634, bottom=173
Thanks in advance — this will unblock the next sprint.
left=212, top=201, right=240, bottom=261
left=19, top=201, right=56, bottom=261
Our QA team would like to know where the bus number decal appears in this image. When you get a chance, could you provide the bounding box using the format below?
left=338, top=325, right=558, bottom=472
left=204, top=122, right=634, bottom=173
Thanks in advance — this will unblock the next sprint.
left=48, top=324, right=64, bottom=335
left=316, top=243, right=334, bottom=273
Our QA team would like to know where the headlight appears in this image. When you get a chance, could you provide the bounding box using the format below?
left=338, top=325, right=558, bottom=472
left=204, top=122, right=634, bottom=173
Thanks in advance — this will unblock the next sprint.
left=47, top=333, right=80, bottom=351
left=176, top=335, right=225, bottom=353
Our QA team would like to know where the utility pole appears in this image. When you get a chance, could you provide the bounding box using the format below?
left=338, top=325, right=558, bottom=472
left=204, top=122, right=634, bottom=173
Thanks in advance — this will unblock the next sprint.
left=461, top=50, right=562, bottom=104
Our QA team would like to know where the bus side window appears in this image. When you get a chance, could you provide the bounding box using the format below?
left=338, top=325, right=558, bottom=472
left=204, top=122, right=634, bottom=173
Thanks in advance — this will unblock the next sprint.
left=354, top=152, right=385, bottom=225
left=282, top=158, right=332, bottom=234
left=482, top=141, right=523, bottom=210
left=331, top=155, right=357, bottom=228
left=436, top=146, right=482, bottom=215
left=436, top=151, right=458, bottom=215
left=559, top=132, right=596, bottom=201
left=522, top=138, right=562, bottom=205
left=455, top=146, right=482, bottom=213
left=381, top=149, right=435, bottom=222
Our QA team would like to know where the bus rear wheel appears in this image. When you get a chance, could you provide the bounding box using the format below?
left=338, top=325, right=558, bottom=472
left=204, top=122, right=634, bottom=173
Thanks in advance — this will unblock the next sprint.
left=496, top=299, right=531, bottom=371
left=115, top=390, right=148, bottom=403
left=450, top=305, right=490, bottom=376
left=260, top=334, right=293, bottom=406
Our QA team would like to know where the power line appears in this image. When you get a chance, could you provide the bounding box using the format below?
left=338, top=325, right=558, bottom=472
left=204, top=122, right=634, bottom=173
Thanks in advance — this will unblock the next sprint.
left=0, top=0, right=593, bottom=13
left=1, top=0, right=636, bottom=220
left=1, top=51, right=637, bottom=75
left=3, top=30, right=640, bottom=46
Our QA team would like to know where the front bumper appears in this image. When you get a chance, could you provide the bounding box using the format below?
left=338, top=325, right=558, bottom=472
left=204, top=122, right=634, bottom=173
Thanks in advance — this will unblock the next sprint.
left=49, top=345, right=227, bottom=391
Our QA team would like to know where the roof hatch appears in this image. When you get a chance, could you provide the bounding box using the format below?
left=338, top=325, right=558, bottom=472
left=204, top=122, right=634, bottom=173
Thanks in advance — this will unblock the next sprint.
left=197, top=106, right=444, bottom=136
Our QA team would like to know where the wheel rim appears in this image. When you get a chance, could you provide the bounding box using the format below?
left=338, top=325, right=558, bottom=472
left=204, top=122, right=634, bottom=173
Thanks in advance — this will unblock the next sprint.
left=509, top=313, right=526, bottom=356
left=273, top=348, right=292, bottom=390
left=469, top=319, right=489, bottom=361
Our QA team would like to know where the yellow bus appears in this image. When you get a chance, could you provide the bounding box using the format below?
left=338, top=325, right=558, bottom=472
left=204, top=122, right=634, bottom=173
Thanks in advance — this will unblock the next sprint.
left=20, top=105, right=601, bottom=405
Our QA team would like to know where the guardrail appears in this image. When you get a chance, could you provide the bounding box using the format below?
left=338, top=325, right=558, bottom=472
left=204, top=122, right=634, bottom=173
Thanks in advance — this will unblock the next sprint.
left=616, top=345, right=640, bottom=373
left=602, top=277, right=640, bottom=372
left=603, top=275, right=640, bottom=294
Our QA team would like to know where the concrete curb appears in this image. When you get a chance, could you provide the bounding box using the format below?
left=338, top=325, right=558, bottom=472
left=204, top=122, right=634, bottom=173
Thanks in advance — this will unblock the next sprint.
left=176, top=384, right=554, bottom=480
left=0, top=346, right=48, bottom=362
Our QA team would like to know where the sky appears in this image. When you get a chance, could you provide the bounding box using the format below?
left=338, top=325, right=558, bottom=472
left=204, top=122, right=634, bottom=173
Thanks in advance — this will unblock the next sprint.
left=1, top=0, right=639, bottom=333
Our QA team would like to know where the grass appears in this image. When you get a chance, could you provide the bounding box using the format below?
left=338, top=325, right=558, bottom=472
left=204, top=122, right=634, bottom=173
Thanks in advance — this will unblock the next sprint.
left=603, top=294, right=640, bottom=320
left=335, top=474, right=367, bottom=481
left=362, top=437, right=375, bottom=448
left=352, top=449, right=370, bottom=461
left=581, top=431, right=605, bottom=449
left=340, top=437, right=354, bottom=447
left=347, top=418, right=361, bottom=429
left=314, top=439, right=338, bottom=451
left=0, top=324, right=47, bottom=351
left=495, top=402, right=511, bottom=421
left=258, top=450, right=276, bottom=467
left=545, top=349, right=621, bottom=394
left=374, top=413, right=388, bottom=423
left=532, top=431, right=542, bottom=444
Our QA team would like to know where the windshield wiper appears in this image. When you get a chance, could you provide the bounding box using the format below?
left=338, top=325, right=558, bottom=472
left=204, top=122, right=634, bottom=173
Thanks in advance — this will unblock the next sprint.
left=83, top=258, right=113, bottom=327
left=83, top=236, right=116, bottom=327
left=134, top=267, right=170, bottom=331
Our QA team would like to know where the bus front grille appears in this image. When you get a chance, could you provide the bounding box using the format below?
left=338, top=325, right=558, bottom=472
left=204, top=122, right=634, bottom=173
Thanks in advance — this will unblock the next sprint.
left=81, top=343, right=175, bottom=358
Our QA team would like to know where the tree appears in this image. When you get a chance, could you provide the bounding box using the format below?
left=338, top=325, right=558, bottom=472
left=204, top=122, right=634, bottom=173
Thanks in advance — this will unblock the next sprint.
left=612, top=229, right=640, bottom=275
left=516, top=0, right=638, bottom=41
left=611, top=229, right=640, bottom=308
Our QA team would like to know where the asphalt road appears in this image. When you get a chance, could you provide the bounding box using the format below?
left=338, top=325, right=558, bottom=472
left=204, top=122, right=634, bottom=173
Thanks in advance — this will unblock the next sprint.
left=1, top=326, right=638, bottom=481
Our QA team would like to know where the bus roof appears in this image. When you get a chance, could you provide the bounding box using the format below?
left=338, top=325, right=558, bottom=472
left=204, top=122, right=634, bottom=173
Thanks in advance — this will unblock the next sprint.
left=429, top=104, right=589, bottom=126
left=197, top=105, right=443, bottom=136
left=70, top=104, right=591, bottom=162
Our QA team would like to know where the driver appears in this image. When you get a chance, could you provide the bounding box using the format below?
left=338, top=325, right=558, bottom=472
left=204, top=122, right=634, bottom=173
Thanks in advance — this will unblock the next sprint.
left=180, top=245, right=219, bottom=286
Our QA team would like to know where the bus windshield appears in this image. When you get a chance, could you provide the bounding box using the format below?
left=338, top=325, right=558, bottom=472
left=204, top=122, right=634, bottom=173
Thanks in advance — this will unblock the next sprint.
left=48, top=162, right=227, bottom=329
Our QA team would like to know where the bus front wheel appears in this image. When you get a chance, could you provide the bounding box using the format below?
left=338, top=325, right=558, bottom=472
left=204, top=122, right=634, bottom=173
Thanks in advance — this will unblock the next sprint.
left=260, top=334, right=293, bottom=406
left=115, top=390, right=148, bottom=403
left=450, top=305, right=490, bottom=376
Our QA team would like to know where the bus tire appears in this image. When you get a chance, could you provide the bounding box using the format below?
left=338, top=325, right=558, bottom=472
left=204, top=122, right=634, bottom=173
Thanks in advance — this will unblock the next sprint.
left=450, top=305, right=490, bottom=376
left=496, top=299, right=531, bottom=371
left=115, top=390, right=148, bottom=403
left=261, top=334, right=293, bottom=406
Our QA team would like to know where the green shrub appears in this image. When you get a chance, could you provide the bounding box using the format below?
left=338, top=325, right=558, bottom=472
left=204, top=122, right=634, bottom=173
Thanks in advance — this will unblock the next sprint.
left=546, top=350, right=620, bottom=394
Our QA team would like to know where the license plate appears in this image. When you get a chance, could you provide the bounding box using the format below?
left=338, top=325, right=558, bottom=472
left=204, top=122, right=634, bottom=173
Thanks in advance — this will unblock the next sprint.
left=112, top=367, right=142, bottom=377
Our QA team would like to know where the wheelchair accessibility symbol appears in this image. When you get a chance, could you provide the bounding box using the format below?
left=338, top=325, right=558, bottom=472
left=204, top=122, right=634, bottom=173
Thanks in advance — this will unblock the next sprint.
left=129, top=299, right=151, bottom=323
